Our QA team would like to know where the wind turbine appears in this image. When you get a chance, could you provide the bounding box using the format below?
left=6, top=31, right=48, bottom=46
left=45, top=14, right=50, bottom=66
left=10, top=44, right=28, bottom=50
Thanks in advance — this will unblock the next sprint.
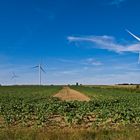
left=33, top=64, right=46, bottom=85
left=126, top=29, right=140, bottom=64
left=11, top=72, right=19, bottom=85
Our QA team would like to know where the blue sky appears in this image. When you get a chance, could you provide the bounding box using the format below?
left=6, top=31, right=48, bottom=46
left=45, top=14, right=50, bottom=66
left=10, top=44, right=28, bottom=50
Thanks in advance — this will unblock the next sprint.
left=0, top=0, right=140, bottom=85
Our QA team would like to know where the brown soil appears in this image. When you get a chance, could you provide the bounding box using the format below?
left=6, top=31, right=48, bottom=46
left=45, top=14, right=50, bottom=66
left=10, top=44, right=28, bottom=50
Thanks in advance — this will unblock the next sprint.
left=53, top=86, right=90, bottom=101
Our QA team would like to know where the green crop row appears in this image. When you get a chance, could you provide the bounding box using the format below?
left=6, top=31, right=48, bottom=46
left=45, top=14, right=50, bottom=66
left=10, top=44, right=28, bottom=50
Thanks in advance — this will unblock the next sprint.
left=0, top=85, right=140, bottom=129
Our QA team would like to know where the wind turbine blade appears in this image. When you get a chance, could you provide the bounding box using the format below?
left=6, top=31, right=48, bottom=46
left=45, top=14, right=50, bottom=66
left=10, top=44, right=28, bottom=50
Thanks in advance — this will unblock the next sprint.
left=40, top=66, right=46, bottom=73
left=126, top=29, right=140, bottom=41
left=11, top=72, right=19, bottom=80
left=32, top=66, right=39, bottom=69
left=11, top=76, right=14, bottom=80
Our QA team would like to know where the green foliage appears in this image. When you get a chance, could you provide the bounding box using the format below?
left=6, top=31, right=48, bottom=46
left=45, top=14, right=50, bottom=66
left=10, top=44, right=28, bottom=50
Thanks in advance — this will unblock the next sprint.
left=0, top=85, right=140, bottom=128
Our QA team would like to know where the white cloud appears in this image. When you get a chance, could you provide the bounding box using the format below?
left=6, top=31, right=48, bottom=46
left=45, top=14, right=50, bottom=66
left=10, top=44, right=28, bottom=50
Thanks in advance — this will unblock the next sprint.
left=67, top=35, right=140, bottom=53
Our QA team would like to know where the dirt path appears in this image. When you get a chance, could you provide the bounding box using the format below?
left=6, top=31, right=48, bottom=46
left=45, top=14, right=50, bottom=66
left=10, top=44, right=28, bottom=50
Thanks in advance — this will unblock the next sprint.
left=53, top=86, right=90, bottom=101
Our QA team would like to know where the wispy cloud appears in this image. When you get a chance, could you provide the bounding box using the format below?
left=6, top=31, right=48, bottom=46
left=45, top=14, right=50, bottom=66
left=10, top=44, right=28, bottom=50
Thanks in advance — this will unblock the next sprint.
left=0, top=58, right=139, bottom=85
left=58, top=57, right=103, bottom=66
left=68, top=35, right=140, bottom=53
left=83, top=58, right=103, bottom=66
left=109, top=0, right=126, bottom=5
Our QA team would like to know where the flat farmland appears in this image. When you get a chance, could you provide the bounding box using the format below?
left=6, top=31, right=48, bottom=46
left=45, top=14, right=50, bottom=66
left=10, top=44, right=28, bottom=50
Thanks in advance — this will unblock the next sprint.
left=0, top=85, right=140, bottom=140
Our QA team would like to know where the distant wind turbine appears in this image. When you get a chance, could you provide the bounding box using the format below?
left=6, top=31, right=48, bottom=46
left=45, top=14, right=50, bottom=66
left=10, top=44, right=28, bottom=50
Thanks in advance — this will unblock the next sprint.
left=126, top=29, right=140, bottom=64
left=11, top=72, right=19, bottom=85
left=33, top=64, right=46, bottom=85
left=11, top=72, right=19, bottom=80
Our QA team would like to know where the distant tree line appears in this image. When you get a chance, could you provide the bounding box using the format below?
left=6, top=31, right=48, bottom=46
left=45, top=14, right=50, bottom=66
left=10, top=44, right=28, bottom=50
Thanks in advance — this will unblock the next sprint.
left=117, top=83, right=140, bottom=85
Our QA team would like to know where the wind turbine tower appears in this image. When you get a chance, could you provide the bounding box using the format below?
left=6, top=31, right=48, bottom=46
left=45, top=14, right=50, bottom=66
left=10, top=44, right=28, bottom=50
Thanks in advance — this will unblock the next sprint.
left=33, top=64, right=46, bottom=85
